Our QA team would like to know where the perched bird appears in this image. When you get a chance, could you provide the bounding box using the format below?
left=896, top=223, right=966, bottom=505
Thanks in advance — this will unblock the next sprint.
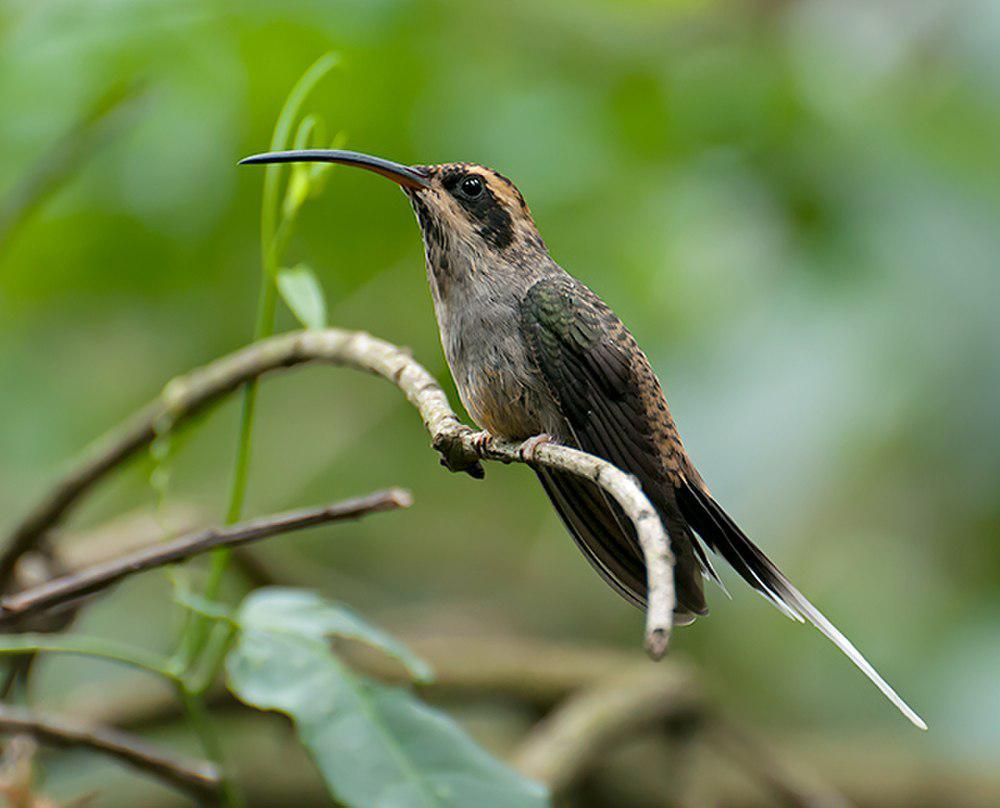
left=240, top=149, right=926, bottom=729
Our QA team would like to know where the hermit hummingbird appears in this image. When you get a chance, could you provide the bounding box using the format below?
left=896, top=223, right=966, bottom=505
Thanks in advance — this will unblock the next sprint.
left=240, top=148, right=926, bottom=729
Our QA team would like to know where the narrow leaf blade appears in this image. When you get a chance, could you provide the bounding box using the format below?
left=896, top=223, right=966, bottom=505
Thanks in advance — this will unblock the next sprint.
left=277, top=264, right=327, bottom=330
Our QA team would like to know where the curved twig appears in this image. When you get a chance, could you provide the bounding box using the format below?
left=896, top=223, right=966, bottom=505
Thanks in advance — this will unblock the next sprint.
left=0, top=490, right=411, bottom=626
left=0, top=703, right=221, bottom=801
left=0, top=329, right=675, bottom=655
left=513, top=665, right=700, bottom=792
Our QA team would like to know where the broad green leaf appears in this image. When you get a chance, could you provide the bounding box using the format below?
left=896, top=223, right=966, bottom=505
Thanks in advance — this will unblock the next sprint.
left=227, top=624, right=549, bottom=808
left=238, top=587, right=431, bottom=682
left=277, top=264, right=327, bottom=330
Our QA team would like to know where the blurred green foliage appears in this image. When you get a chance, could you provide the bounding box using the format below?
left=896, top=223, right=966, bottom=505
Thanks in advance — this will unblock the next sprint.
left=1, top=0, right=999, bottom=800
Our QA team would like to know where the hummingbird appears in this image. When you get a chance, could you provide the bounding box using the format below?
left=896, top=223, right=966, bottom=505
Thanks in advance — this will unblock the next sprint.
left=240, top=148, right=926, bottom=729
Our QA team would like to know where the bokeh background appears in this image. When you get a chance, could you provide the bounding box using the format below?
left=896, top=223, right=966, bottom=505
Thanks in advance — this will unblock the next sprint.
left=1, top=0, right=998, bottom=804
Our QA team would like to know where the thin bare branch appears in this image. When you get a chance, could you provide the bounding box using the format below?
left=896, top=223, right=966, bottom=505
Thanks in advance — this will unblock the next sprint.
left=513, top=665, right=700, bottom=792
left=0, top=329, right=675, bottom=655
left=0, top=489, right=411, bottom=626
left=0, top=703, right=221, bottom=801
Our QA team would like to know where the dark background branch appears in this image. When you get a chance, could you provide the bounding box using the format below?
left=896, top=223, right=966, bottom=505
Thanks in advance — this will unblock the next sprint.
left=0, top=489, right=411, bottom=626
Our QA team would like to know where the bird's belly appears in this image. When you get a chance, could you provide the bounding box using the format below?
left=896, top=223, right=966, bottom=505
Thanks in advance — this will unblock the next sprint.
left=460, top=365, right=545, bottom=440
left=449, top=338, right=553, bottom=441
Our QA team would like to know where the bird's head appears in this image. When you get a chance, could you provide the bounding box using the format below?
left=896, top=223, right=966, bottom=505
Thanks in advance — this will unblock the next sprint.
left=239, top=149, right=552, bottom=296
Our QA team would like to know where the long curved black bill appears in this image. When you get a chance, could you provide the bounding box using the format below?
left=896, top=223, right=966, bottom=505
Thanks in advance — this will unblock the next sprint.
left=238, top=149, right=430, bottom=190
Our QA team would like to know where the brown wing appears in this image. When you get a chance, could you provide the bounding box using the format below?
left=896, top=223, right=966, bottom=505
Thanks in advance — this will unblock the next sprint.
left=521, top=274, right=709, bottom=616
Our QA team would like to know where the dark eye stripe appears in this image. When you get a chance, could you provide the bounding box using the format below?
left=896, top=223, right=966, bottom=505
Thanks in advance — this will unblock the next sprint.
left=474, top=189, right=514, bottom=249
left=441, top=168, right=515, bottom=250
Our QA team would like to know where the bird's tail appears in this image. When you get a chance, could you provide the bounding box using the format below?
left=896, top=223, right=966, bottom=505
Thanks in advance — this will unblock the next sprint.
left=675, top=476, right=927, bottom=730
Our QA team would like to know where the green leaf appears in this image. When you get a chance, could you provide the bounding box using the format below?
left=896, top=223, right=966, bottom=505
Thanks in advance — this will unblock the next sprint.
left=261, top=51, right=340, bottom=247
left=277, top=264, right=327, bottom=330
left=226, top=629, right=547, bottom=808
left=237, top=587, right=432, bottom=682
left=227, top=616, right=548, bottom=808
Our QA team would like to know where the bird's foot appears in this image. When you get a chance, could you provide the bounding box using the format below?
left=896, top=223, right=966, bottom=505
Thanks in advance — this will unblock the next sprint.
left=518, top=433, right=554, bottom=464
left=433, top=427, right=486, bottom=479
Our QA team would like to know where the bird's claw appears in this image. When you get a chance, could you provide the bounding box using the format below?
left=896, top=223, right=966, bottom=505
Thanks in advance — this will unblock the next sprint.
left=518, top=433, right=554, bottom=464
left=469, top=430, right=494, bottom=455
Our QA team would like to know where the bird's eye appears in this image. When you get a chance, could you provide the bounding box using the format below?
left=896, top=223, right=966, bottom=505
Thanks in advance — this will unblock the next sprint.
left=460, top=175, right=484, bottom=198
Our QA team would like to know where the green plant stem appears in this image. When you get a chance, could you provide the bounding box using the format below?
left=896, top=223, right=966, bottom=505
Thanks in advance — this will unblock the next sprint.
left=166, top=53, right=339, bottom=807
left=177, top=684, right=244, bottom=808
left=190, top=622, right=238, bottom=697
left=176, top=52, right=339, bottom=668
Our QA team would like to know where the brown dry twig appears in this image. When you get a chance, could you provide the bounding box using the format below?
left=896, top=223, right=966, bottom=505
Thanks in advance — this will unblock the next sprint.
left=0, top=329, right=675, bottom=656
left=0, top=489, right=411, bottom=626
left=0, top=704, right=220, bottom=801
